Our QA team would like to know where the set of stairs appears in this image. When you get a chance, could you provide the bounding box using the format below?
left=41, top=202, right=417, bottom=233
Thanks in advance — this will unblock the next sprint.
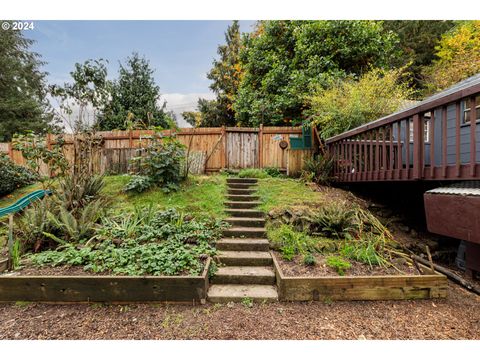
left=207, top=178, right=278, bottom=303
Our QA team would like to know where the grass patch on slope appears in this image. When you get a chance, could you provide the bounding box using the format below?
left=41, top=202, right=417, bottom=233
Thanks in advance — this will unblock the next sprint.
left=102, top=174, right=227, bottom=219
left=256, top=178, right=325, bottom=212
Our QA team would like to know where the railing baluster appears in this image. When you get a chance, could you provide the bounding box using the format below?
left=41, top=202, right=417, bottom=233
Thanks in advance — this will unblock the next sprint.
left=470, top=96, right=477, bottom=177
left=396, top=121, right=402, bottom=179
left=360, top=133, right=363, bottom=180
left=430, top=110, right=435, bottom=178
left=363, top=132, right=367, bottom=180
left=456, top=101, right=461, bottom=177
left=353, top=137, right=357, bottom=181
left=412, top=114, right=424, bottom=180
left=442, top=106, right=447, bottom=178
left=382, top=127, right=387, bottom=180
left=389, top=124, right=394, bottom=179
left=375, top=129, right=380, bottom=180
left=406, top=118, right=411, bottom=179
left=369, top=131, right=373, bottom=180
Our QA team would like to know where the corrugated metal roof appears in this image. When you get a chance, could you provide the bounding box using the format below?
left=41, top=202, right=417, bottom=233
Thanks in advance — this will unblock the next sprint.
left=426, top=181, right=480, bottom=196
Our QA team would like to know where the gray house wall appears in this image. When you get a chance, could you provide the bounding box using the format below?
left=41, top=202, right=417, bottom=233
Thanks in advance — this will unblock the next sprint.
left=393, top=102, right=479, bottom=168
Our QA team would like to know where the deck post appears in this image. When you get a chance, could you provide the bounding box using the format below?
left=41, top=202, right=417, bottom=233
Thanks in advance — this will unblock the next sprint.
left=412, top=114, right=424, bottom=180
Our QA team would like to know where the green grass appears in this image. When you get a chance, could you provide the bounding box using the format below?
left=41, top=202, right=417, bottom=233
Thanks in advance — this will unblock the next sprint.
left=256, top=178, right=325, bottom=212
left=102, top=174, right=227, bottom=218
left=0, top=183, right=43, bottom=209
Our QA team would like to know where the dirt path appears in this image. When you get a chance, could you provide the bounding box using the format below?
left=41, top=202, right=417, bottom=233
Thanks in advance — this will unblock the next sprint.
left=0, top=282, right=478, bottom=340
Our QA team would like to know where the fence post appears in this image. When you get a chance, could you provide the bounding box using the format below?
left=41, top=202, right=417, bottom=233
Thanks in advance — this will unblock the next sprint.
left=258, top=124, right=263, bottom=169
left=221, top=126, right=226, bottom=169
left=412, top=114, right=424, bottom=180
left=8, top=142, right=13, bottom=160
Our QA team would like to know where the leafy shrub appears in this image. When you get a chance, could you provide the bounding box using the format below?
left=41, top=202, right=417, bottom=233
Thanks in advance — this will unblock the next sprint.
left=303, top=253, right=316, bottom=266
left=12, top=132, right=69, bottom=187
left=307, top=67, right=414, bottom=139
left=263, top=167, right=282, bottom=177
left=268, top=224, right=317, bottom=260
left=237, top=168, right=269, bottom=179
left=326, top=256, right=351, bottom=276
left=0, top=154, right=37, bottom=196
left=123, top=175, right=152, bottom=193
left=125, top=135, right=185, bottom=193
left=301, top=153, right=334, bottom=185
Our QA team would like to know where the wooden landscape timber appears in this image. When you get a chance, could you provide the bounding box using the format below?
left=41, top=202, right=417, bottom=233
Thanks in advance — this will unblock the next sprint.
left=271, top=252, right=448, bottom=301
left=1, top=126, right=315, bottom=177
left=0, top=258, right=211, bottom=304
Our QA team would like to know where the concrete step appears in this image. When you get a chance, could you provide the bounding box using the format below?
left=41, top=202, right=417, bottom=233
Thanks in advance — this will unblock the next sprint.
left=207, top=284, right=278, bottom=303
left=223, top=226, right=266, bottom=238
left=226, top=194, right=260, bottom=202
left=227, top=178, right=258, bottom=184
left=227, top=183, right=258, bottom=189
left=224, top=201, right=262, bottom=209
left=216, top=251, right=272, bottom=266
left=211, top=266, right=276, bottom=285
left=225, top=208, right=265, bottom=218
left=226, top=217, right=265, bottom=227
left=217, top=238, right=270, bottom=251
left=227, top=188, right=257, bottom=195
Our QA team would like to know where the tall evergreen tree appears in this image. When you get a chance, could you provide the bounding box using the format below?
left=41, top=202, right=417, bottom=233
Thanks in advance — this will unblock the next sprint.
left=383, top=20, right=456, bottom=92
left=97, top=52, right=170, bottom=130
left=0, top=25, right=56, bottom=141
left=196, top=20, right=243, bottom=127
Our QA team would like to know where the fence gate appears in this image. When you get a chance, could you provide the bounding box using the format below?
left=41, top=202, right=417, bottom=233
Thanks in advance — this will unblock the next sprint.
left=226, top=129, right=259, bottom=169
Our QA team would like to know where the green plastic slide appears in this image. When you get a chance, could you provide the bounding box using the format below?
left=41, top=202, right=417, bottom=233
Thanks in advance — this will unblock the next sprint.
left=0, top=190, right=51, bottom=218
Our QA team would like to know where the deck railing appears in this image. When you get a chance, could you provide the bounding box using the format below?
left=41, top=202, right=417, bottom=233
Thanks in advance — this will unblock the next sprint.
left=326, top=81, right=480, bottom=182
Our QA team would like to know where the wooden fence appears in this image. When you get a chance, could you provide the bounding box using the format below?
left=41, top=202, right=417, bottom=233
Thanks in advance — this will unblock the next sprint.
left=1, top=126, right=316, bottom=176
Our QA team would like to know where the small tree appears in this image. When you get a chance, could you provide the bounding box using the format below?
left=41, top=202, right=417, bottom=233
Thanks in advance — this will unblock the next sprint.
left=125, top=134, right=186, bottom=193
left=11, top=132, right=69, bottom=190
left=307, top=67, right=414, bottom=139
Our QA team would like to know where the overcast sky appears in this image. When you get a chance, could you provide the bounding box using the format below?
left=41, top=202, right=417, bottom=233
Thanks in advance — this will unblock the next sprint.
left=25, top=20, right=255, bottom=127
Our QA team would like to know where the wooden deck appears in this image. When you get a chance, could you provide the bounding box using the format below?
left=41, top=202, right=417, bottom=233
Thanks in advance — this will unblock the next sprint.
left=326, top=75, right=480, bottom=183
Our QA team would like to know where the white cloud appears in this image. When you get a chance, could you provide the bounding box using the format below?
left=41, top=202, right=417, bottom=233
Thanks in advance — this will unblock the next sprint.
left=162, top=92, right=215, bottom=127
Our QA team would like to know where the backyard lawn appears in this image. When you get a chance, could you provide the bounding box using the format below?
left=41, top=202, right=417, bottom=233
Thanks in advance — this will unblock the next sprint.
left=102, top=174, right=227, bottom=218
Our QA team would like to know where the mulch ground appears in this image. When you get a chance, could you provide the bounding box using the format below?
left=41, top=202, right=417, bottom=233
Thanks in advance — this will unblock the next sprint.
left=0, top=282, right=478, bottom=340
left=274, top=251, right=418, bottom=277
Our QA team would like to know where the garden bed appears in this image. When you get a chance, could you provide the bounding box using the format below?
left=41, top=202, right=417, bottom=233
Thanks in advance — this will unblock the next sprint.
left=0, top=258, right=211, bottom=303
left=274, top=251, right=418, bottom=277
left=272, top=252, right=448, bottom=301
